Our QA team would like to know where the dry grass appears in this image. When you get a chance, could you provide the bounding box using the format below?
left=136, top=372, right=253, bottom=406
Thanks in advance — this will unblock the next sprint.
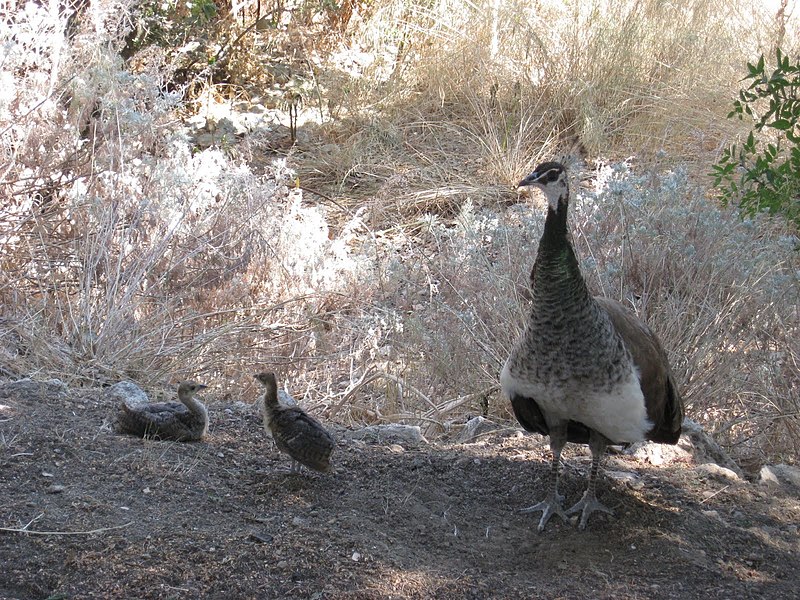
left=0, top=0, right=798, bottom=464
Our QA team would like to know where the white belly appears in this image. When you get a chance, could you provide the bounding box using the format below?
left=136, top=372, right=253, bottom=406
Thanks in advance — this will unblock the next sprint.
left=501, top=360, right=652, bottom=443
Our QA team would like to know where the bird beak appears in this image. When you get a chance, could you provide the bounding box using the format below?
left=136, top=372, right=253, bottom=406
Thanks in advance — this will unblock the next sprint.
left=517, top=171, right=543, bottom=188
left=197, top=384, right=208, bottom=391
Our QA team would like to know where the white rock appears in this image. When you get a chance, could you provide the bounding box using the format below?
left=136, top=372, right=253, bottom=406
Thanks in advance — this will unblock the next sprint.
left=677, top=419, right=744, bottom=478
left=626, top=440, right=691, bottom=465
left=759, top=465, right=781, bottom=486
left=345, top=424, right=427, bottom=448
left=103, top=381, right=149, bottom=407
left=695, top=463, right=741, bottom=481
left=277, top=390, right=297, bottom=407
left=760, top=464, right=800, bottom=488
left=458, top=416, right=499, bottom=443
left=771, top=464, right=800, bottom=488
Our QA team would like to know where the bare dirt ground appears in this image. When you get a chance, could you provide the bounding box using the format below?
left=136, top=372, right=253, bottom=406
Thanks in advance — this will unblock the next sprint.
left=1, top=379, right=799, bottom=600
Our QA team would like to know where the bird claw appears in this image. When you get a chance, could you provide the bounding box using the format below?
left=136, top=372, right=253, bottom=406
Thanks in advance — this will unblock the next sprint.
left=566, top=491, right=613, bottom=530
left=520, top=493, right=567, bottom=532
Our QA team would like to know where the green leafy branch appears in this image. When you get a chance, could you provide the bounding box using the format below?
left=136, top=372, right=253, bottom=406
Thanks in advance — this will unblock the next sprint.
left=711, top=49, right=800, bottom=228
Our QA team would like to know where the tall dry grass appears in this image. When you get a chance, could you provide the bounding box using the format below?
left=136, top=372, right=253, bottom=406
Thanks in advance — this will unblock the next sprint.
left=309, top=0, right=798, bottom=196
left=0, top=0, right=798, bottom=464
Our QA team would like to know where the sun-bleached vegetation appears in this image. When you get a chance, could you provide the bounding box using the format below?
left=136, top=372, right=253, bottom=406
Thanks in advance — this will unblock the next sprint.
left=1, top=0, right=798, bottom=464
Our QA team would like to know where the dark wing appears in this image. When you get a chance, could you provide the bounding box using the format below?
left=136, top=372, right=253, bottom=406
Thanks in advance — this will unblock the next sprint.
left=510, top=393, right=548, bottom=436
left=510, top=393, right=592, bottom=444
left=596, top=297, right=684, bottom=444
left=116, top=402, right=203, bottom=441
left=269, top=406, right=335, bottom=472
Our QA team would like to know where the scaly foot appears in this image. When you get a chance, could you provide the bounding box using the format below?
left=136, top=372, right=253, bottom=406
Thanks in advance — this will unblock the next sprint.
left=520, top=492, right=567, bottom=532
left=566, top=490, right=613, bottom=530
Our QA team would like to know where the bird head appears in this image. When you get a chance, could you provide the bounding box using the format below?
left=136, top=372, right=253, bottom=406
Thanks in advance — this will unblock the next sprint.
left=517, top=161, right=568, bottom=211
left=178, top=381, right=208, bottom=396
left=254, top=372, right=278, bottom=390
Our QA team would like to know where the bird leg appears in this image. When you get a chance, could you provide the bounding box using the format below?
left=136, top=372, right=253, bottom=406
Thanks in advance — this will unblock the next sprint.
left=566, top=430, right=613, bottom=529
left=520, top=424, right=568, bottom=532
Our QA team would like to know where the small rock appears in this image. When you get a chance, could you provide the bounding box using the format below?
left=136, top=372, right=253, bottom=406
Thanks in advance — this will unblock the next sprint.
left=701, top=510, right=720, bottom=520
left=351, top=552, right=361, bottom=562
left=759, top=465, right=782, bottom=486
left=47, top=484, right=65, bottom=494
left=0, top=378, right=69, bottom=400
left=458, top=416, right=500, bottom=443
left=103, top=381, right=149, bottom=408
left=768, top=464, right=800, bottom=488
left=277, top=390, right=297, bottom=407
left=249, top=532, right=273, bottom=544
left=291, top=516, right=305, bottom=526
left=606, top=470, right=639, bottom=483
left=276, top=560, right=288, bottom=569
left=626, top=440, right=691, bottom=465
left=345, top=424, right=427, bottom=448
left=388, top=444, right=404, bottom=454
left=41, top=471, right=53, bottom=478
left=678, top=419, right=744, bottom=477
left=695, top=463, right=741, bottom=481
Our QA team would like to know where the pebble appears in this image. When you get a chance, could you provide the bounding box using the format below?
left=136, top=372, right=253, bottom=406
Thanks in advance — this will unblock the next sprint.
left=351, top=552, right=361, bottom=562
left=47, top=484, right=65, bottom=494
left=695, top=463, right=741, bottom=481
left=277, top=560, right=288, bottom=569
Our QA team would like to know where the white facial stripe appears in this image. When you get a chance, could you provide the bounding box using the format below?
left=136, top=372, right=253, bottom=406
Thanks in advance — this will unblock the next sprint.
left=535, top=168, right=560, bottom=184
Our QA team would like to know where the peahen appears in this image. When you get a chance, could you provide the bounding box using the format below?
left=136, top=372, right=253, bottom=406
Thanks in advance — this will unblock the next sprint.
left=501, top=161, right=684, bottom=531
